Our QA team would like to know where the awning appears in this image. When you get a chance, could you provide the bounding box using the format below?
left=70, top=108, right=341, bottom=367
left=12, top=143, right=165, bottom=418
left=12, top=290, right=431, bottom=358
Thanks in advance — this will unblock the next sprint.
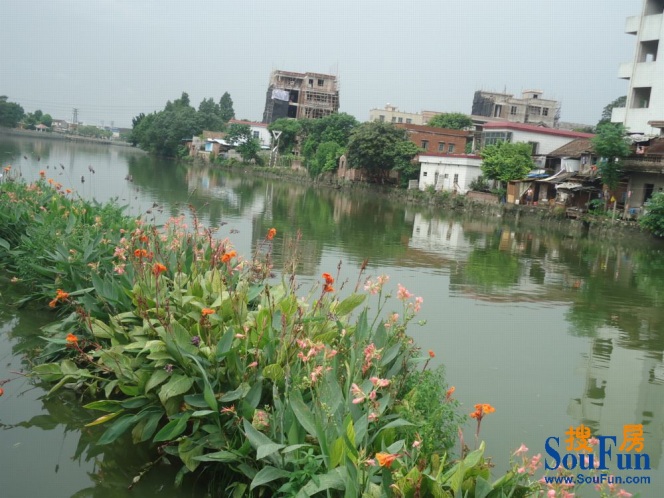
left=555, top=182, right=583, bottom=191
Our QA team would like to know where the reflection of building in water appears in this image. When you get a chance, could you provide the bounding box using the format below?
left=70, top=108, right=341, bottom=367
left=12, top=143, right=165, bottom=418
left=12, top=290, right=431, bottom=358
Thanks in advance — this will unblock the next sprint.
left=569, top=328, right=664, bottom=469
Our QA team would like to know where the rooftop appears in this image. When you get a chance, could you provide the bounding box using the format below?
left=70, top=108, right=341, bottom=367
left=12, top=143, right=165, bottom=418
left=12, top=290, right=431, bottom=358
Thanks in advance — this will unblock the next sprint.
left=482, top=121, right=595, bottom=138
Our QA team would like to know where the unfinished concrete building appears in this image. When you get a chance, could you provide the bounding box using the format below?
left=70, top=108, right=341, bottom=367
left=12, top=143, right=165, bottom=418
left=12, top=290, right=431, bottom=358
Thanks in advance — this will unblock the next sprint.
left=471, top=90, right=560, bottom=128
left=262, top=70, right=340, bottom=123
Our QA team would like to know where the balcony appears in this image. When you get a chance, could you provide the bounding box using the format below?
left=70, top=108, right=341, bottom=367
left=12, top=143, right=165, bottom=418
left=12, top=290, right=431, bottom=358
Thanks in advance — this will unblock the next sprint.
left=619, top=62, right=633, bottom=79
left=625, top=15, right=640, bottom=34
left=641, top=13, right=663, bottom=41
left=631, top=62, right=658, bottom=86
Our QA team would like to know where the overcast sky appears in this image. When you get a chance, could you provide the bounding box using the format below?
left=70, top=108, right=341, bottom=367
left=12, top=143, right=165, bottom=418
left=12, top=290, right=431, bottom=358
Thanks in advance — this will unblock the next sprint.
left=1, top=0, right=642, bottom=128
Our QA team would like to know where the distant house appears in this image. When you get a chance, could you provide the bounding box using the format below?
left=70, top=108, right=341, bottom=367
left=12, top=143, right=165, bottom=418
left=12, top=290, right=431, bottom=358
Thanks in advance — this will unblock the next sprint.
left=228, top=119, right=271, bottom=149
left=51, top=119, right=69, bottom=133
left=34, top=124, right=49, bottom=132
left=396, top=123, right=470, bottom=155
left=621, top=136, right=664, bottom=213
left=417, top=153, right=483, bottom=194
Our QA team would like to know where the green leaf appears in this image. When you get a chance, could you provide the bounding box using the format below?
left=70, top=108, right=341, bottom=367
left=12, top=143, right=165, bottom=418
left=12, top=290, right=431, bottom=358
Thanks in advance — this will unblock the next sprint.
left=194, top=450, right=241, bottom=463
left=158, top=374, right=194, bottom=405
left=31, top=363, right=62, bottom=382
left=216, top=329, right=235, bottom=358
left=250, top=466, right=290, bottom=491
left=289, top=390, right=317, bottom=438
left=243, top=418, right=276, bottom=449
left=0, top=237, right=10, bottom=250
left=330, top=437, right=345, bottom=468
left=257, top=442, right=286, bottom=460
left=334, top=293, right=366, bottom=316
left=145, top=368, right=170, bottom=393
left=377, top=419, right=414, bottom=432
left=262, top=364, right=285, bottom=382
left=220, top=383, right=250, bottom=402
left=475, top=476, right=493, bottom=498
left=85, top=411, right=123, bottom=427
left=179, top=438, right=204, bottom=472
left=97, top=414, right=137, bottom=445
left=298, top=468, right=347, bottom=496
left=83, top=400, right=123, bottom=413
left=153, top=413, right=191, bottom=442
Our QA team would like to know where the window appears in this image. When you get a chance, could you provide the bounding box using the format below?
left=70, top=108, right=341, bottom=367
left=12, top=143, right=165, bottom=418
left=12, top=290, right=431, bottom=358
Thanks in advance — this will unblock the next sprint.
left=528, top=141, right=539, bottom=155
left=317, top=79, right=324, bottom=86
left=510, top=106, right=518, bottom=115
left=406, top=118, right=412, bottom=124
left=632, top=87, right=652, bottom=108
left=391, top=116, right=396, bottom=123
left=528, top=106, right=542, bottom=116
left=398, top=117, right=403, bottom=123
left=444, top=173, right=449, bottom=178
left=421, top=140, right=429, bottom=150
left=422, top=171, right=428, bottom=177
left=308, top=79, right=313, bottom=87
left=493, top=105, right=503, bottom=117
left=448, top=144, right=455, bottom=153
left=453, top=174, right=459, bottom=185
left=378, top=115, right=385, bottom=122
left=542, top=107, right=549, bottom=116
left=483, top=131, right=513, bottom=147
left=253, top=131, right=260, bottom=139
left=438, top=142, right=446, bottom=152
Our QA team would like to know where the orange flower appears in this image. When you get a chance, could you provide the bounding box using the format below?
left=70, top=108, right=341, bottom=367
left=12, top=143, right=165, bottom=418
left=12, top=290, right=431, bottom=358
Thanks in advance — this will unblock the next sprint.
left=49, top=289, right=70, bottom=308
left=266, top=228, right=277, bottom=240
left=428, top=350, right=435, bottom=358
left=375, top=452, right=398, bottom=468
left=221, top=250, right=237, bottom=263
left=140, top=235, right=149, bottom=243
left=152, top=262, right=167, bottom=276
left=134, top=248, right=148, bottom=259
left=66, top=333, right=78, bottom=344
left=322, top=272, right=334, bottom=284
left=323, top=284, right=335, bottom=293
left=3, top=166, right=10, bottom=172
left=0, top=387, right=4, bottom=397
left=201, top=308, right=215, bottom=316
left=39, top=170, right=46, bottom=177
left=65, top=189, right=72, bottom=194
left=445, top=386, right=455, bottom=400
left=470, top=403, right=495, bottom=420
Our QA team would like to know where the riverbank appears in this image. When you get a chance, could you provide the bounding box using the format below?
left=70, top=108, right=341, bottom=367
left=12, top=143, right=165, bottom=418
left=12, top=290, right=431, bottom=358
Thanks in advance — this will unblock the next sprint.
left=211, top=159, right=657, bottom=243
left=0, top=126, right=137, bottom=148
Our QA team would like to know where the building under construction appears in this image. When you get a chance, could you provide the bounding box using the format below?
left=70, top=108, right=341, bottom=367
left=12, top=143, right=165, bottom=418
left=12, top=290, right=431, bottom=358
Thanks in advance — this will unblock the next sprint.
left=262, top=70, right=339, bottom=123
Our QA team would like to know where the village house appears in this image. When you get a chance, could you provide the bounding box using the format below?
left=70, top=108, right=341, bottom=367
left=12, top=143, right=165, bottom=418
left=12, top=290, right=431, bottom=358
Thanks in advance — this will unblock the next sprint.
left=416, top=153, right=483, bottom=194
left=396, top=123, right=470, bottom=155
left=228, top=119, right=271, bottom=149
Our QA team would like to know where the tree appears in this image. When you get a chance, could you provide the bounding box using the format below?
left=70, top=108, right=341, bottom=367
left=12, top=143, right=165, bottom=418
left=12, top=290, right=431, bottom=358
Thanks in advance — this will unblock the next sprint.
left=226, top=123, right=260, bottom=162
left=268, top=118, right=302, bottom=154
left=0, top=96, right=25, bottom=128
left=427, top=112, right=473, bottom=130
left=308, top=141, right=345, bottom=177
left=40, top=114, right=53, bottom=127
left=591, top=123, right=630, bottom=191
left=598, top=96, right=626, bottom=127
left=300, top=113, right=359, bottom=175
left=219, top=92, right=235, bottom=122
left=480, top=141, right=534, bottom=184
left=639, top=192, right=664, bottom=237
left=197, top=97, right=225, bottom=131
left=346, top=121, right=419, bottom=180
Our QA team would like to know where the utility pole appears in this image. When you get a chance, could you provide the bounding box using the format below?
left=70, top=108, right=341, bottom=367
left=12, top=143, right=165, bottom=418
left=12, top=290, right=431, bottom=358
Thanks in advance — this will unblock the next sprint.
left=72, top=108, right=78, bottom=131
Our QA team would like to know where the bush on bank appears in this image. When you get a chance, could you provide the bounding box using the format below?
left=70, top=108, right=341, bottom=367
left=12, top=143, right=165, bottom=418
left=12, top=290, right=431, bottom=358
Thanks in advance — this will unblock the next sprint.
left=0, top=174, right=633, bottom=497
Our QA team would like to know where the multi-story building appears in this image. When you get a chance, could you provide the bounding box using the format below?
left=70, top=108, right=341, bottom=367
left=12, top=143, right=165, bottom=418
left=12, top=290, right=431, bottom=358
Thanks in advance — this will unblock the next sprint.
left=611, top=0, right=664, bottom=135
left=395, top=123, right=470, bottom=155
left=262, top=70, right=339, bottom=124
left=369, top=104, right=424, bottom=125
left=471, top=90, right=560, bottom=128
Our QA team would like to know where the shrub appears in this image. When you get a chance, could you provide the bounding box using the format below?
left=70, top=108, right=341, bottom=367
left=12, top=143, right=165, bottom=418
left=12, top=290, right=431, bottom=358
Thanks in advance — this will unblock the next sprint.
left=640, top=192, right=664, bottom=237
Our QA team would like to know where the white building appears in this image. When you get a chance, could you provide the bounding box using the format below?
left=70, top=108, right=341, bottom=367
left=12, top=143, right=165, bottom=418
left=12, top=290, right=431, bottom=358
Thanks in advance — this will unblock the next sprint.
left=611, top=0, right=664, bottom=135
left=417, top=153, right=483, bottom=194
left=368, top=104, right=424, bottom=125
left=481, top=122, right=595, bottom=167
left=228, top=119, right=271, bottom=149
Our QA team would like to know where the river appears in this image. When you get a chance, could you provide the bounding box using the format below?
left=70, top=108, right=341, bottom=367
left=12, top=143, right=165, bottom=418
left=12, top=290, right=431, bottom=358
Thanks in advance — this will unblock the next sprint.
left=1, top=134, right=664, bottom=497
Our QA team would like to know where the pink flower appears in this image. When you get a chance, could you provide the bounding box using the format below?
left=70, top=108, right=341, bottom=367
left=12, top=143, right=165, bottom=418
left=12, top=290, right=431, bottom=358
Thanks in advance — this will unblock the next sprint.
left=616, top=491, right=632, bottom=498
left=370, top=377, right=390, bottom=388
left=517, top=467, right=525, bottom=474
left=513, top=444, right=528, bottom=456
left=413, top=296, right=423, bottom=312
left=547, top=490, right=556, bottom=498
left=368, top=412, right=379, bottom=422
left=412, top=439, right=421, bottom=449
left=587, top=437, right=599, bottom=446
left=397, top=284, right=413, bottom=300
left=248, top=361, right=258, bottom=368
left=352, top=397, right=365, bottom=405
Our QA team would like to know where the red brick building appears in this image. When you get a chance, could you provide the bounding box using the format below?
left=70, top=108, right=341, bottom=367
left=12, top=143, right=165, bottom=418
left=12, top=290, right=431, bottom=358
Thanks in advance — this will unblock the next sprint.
left=396, top=123, right=470, bottom=155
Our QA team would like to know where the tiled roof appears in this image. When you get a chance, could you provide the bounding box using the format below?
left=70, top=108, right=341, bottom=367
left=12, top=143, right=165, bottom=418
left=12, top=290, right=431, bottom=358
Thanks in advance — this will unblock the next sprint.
left=396, top=123, right=470, bottom=136
left=229, top=119, right=268, bottom=128
left=548, top=138, right=595, bottom=157
left=482, top=121, right=595, bottom=138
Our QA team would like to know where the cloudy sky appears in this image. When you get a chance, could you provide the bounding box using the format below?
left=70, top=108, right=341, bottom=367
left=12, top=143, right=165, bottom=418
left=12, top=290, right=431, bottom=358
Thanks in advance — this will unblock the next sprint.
left=1, top=0, right=641, bottom=128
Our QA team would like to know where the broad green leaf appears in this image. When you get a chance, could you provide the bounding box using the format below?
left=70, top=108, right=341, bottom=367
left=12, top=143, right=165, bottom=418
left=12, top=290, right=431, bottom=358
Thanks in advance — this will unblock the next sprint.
left=153, top=413, right=191, bottom=442
left=158, top=374, right=194, bottom=405
left=475, top=476, right=493, bottom=498
left=257, top=442, right=286, bottom=460
left=262, top=364, right=285, bottom=382
left=194, top=450, right=241, bottom=463
left=145, top=368, right=170, bottom=393
left=330, top=437, right=345, bottom=468
left=334, top=293, right=366, bottom=317
left=191, top=410, right=215, bottom=417
left=377, top=419, right=414, bottom=432
left=243, top=419, right=276, bottom=450
left=31, top=363, right=62, bottom=382
left=83, top=400, right=123, bottom=413
left=0, top=237, right=10, bottom=250
left=250, top=466, right=290, bottom=491
left=289, top=390, right=317, bottom=438
left=85, top=411, right=123, bottom=427
left=132, top=411, right=163, bottom=443
left=97, top=414, right=137, bottom=445
left=179, top=438, right=203, bottom=472
left=220, top=383, right=250, bottom=402
left=216, top=329, right=235, bottom=358
left=298, top=468, right=346, bottom=496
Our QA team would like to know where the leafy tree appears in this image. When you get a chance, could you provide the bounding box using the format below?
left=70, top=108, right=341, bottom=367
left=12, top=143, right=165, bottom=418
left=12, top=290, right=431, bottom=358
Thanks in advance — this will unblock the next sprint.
left=268, top=118, right=302, bottom=154
left=226, top=123, right=260, bottom=162
left=0, top=96, right=25, bottom=128
left=480, top=141, right=534, bottom=184
left=598, top=96, right=626, bottom=127
left=219, top=92, right=235, bottom=122
left=300, top=113, right=359, bottom=175
left=40, top=114, right=53, bottom=127
left=308, top=140, right=345, bottom=177
left=197, top=97, right=225, bottom=131
left=76, top=125, right=112, bottom=139
left=427, top=112, right=473, bottom=130
left=640, top=192, right=664, bottom=237
left=346, top=121, right=419, bottom=180
left=591, top=123, right=630, bottom=191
